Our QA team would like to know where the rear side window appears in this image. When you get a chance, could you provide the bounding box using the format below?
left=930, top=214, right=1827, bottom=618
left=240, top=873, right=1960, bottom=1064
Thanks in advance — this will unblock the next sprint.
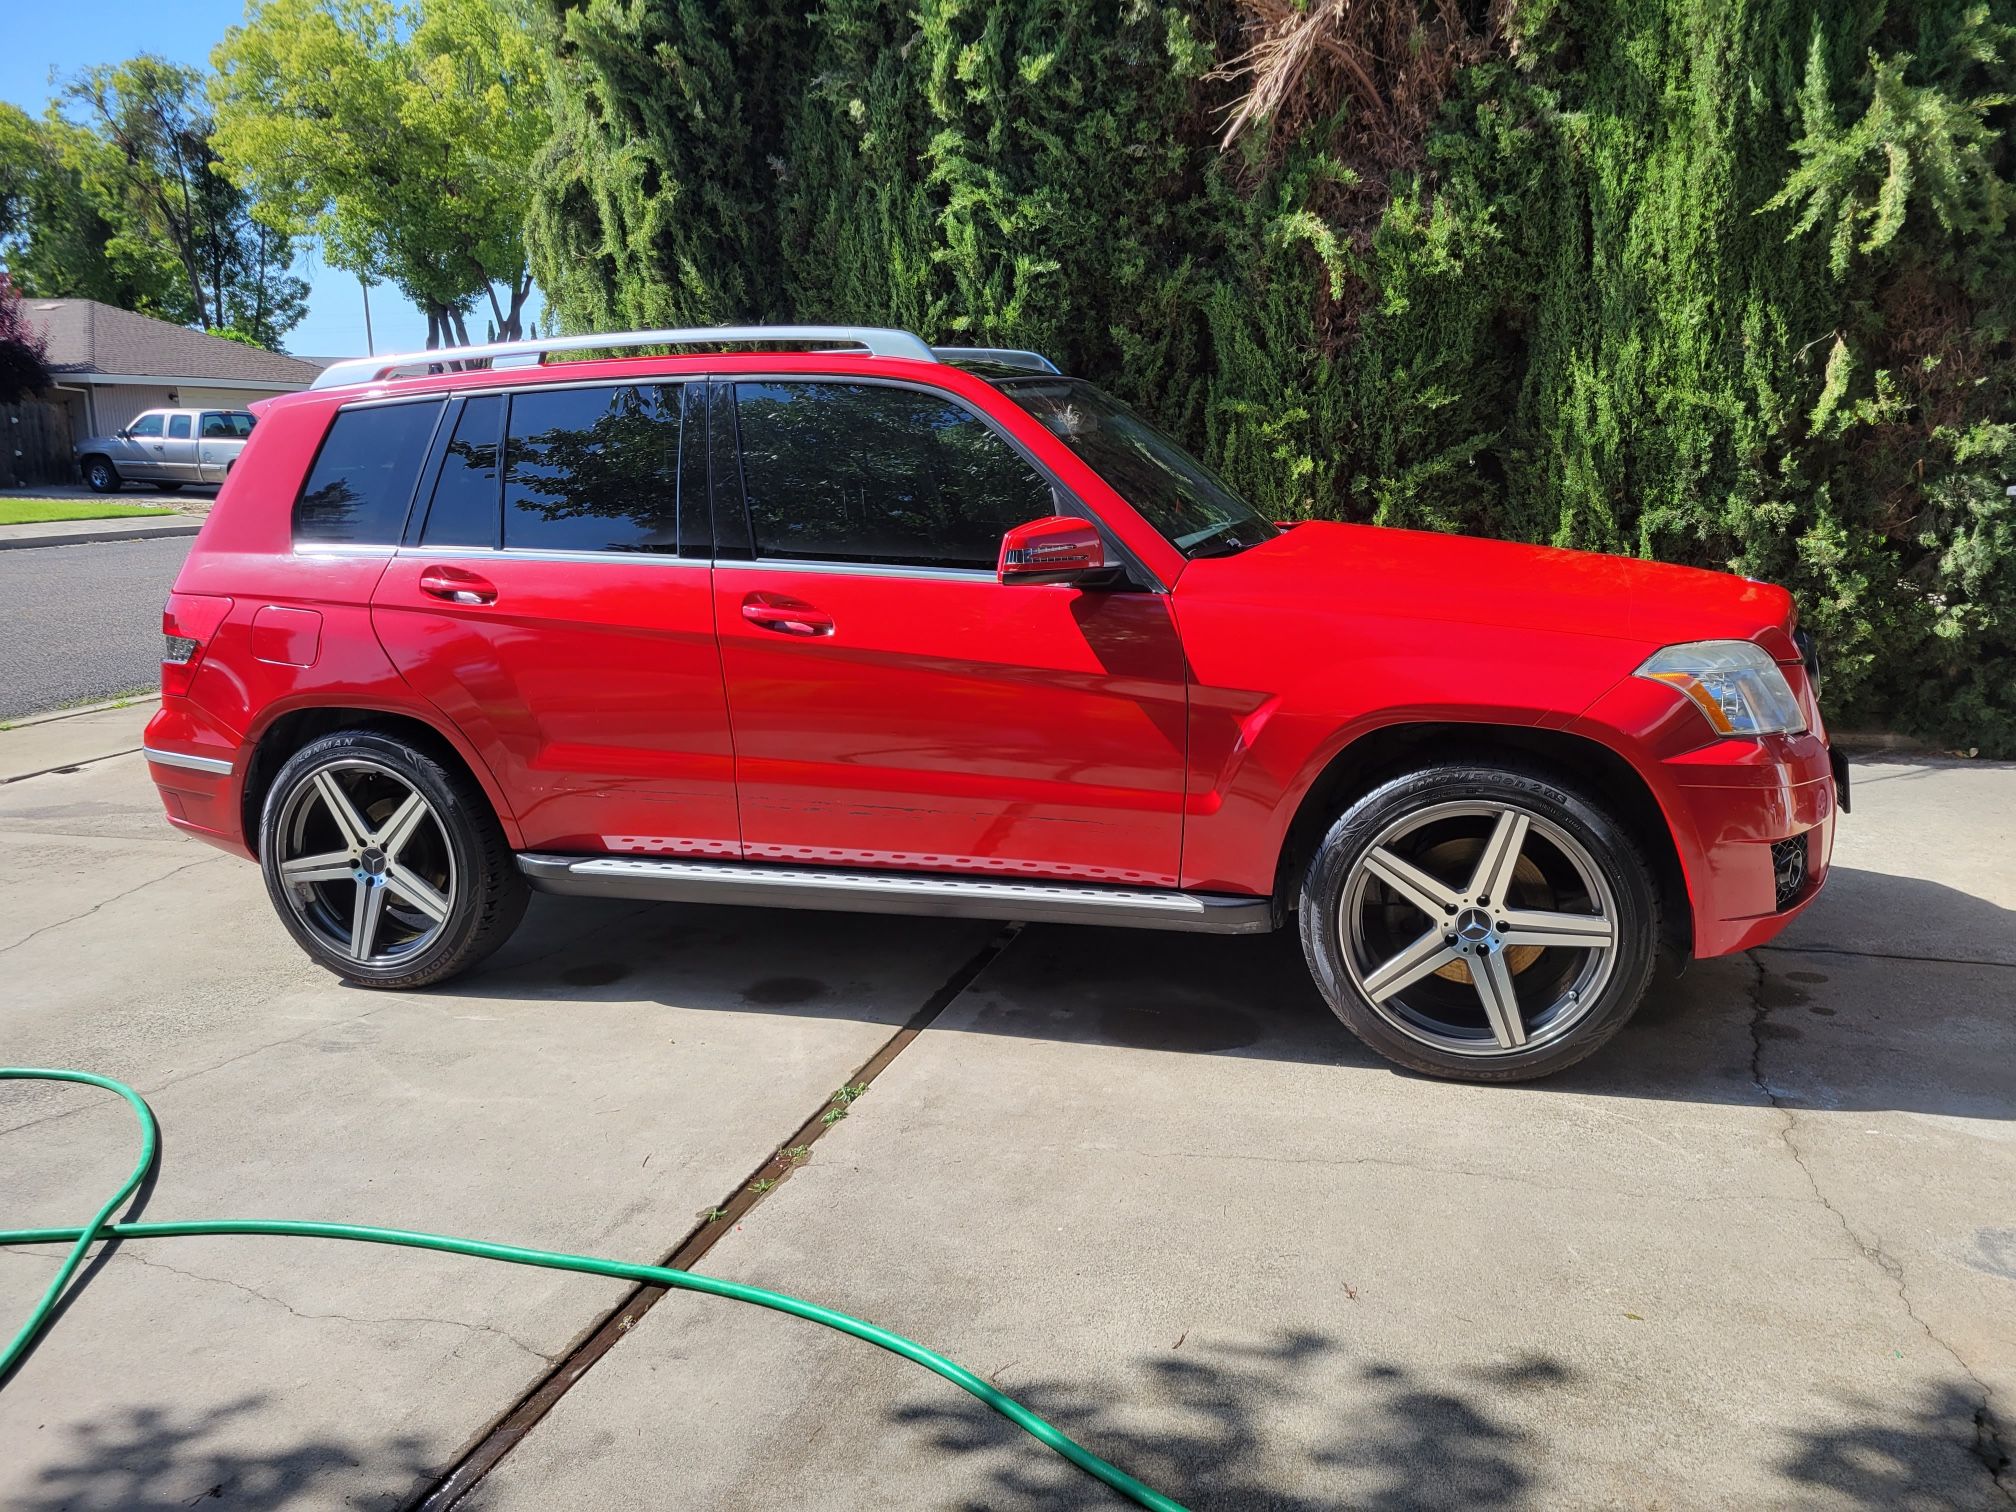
left=201, top=412, right=254, bottom=439
left=504, top=384, right=682, bottom=553
left=420, top=396, right=504, bottom=547
left=733, top=381, right=1053, bottom=570
left=293, top=400, right=444, bottom=545
left=167, top=414, right=191, bottom=439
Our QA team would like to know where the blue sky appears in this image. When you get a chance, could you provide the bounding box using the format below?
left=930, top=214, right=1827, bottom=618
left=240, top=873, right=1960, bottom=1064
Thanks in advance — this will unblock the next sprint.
left=5, top=0, right=518, bottom=359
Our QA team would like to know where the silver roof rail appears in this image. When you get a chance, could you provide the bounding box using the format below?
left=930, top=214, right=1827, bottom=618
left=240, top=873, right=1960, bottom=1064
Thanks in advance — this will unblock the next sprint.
left=311, top=324, right=941, bottom=391
left=931, top=346, right=1061, bottom=374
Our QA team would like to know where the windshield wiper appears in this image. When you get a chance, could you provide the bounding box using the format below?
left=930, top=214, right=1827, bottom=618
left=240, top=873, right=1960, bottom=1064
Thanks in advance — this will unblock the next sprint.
left=1184, top=523, right=1256, bottom=559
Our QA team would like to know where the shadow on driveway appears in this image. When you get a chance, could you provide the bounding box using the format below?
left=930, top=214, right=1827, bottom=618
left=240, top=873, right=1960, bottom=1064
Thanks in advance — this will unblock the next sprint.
left=430, top=866, right=2014, bottom=1122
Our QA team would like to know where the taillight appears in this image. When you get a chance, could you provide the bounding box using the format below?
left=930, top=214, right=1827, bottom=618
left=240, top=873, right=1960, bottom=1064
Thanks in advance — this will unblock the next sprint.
left=161, top=592, right=234, bottom=698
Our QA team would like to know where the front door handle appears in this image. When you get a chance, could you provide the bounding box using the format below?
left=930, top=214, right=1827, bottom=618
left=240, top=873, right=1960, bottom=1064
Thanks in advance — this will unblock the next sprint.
left=419, top=565, right=498, bottom=605
left=740, top=593, right=834, bottom=636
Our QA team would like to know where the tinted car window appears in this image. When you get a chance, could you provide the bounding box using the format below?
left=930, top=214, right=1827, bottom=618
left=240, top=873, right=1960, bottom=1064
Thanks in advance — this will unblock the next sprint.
left=128, top=413, right=163, bottom=438
left=293, top=400, right=444, bottom=545
left=201, top=412, right=254, bottom=439
left=421, top=395, right=504, bottom=548
left=734, top=382, right=1054, bottom=570
left=504, top=384, right=681, bottom=553
left=167, top=414, right=191, bottom=439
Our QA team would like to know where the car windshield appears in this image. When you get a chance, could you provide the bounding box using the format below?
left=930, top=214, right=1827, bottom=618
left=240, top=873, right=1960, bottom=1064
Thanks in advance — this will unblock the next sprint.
left=999, top=378, right=1278, bottom=558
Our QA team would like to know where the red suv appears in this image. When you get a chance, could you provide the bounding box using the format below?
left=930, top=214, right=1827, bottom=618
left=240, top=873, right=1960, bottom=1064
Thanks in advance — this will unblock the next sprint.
left=142, top=326, right=1842, bottom=1082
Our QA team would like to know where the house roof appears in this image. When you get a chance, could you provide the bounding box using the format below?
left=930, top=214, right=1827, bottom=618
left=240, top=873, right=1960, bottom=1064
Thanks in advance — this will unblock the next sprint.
left=25, top=299, right=326, bottom=388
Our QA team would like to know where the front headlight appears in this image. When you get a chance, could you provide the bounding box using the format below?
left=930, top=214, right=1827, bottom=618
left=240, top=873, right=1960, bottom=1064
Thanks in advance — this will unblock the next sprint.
left=1635, top=640, right=1806, bottom=737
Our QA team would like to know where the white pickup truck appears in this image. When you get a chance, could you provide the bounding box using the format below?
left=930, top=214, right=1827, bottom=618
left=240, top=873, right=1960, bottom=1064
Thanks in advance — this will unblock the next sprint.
left=75, top=408, right=258, bottom=493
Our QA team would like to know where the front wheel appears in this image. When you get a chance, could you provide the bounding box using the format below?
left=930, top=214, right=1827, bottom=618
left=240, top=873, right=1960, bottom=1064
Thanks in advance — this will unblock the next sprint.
left=1300, top=764, right=1659, bottom=1082
left=259, top=729, right=527, bottom=988
left=83, top=456, right=120, bottom=493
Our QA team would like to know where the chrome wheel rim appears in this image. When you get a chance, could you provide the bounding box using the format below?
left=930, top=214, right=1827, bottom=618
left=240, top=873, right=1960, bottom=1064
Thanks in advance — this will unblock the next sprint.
left=1340, top=801, right=1617, bottom=1058
left=275, top=759, right=456, bottom=966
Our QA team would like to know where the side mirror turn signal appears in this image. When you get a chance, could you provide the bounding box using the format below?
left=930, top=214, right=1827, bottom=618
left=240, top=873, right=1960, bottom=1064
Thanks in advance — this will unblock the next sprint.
left=997, top=515, right=1110, bottom=587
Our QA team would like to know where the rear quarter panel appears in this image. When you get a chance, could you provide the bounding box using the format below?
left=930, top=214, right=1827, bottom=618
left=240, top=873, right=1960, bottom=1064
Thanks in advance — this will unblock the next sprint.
left=165, top=390, right=524, bottom=850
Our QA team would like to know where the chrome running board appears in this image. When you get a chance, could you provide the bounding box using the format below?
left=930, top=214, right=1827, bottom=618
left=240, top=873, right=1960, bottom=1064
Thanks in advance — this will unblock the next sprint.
left=517, top=854, right=1273, bottom=934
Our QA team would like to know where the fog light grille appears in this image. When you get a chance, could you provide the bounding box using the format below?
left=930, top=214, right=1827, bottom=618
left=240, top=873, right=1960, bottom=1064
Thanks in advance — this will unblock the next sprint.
left=1772, top=835, right=1808, bottom=910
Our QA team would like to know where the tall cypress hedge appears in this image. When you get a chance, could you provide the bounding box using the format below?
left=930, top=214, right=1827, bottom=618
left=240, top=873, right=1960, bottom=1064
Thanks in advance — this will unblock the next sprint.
left=529, top=0, right=2016, bottom=752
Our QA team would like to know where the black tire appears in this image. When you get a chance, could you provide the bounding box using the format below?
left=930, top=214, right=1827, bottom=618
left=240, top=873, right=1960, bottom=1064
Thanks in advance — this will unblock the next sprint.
left=153, top=481, right=184, bottom=493
left=259, top=729, right=527, bottom=989
left=1299, top=763, right=1659, bottom=1083
left=83, top=456, right=121, bottom=493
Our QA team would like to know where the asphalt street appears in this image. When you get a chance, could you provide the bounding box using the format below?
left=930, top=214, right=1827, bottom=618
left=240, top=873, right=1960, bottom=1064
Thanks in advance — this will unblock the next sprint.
left=0, top=536, right=192, bottom=720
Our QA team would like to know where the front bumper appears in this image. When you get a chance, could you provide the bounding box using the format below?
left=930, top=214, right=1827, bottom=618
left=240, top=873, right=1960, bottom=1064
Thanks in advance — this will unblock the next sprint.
left=1572, top=675, right=1840, bottom=959
left=1663, top=729, right=1837, bottom=956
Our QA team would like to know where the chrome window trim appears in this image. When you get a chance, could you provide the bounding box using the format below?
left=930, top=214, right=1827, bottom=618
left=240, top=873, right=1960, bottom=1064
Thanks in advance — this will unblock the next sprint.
left=143, top=746, right=234, bottom=775
left=296, top=543, right=400, bottom=557
left=388, top=544, right=708, bottom=570
left=714, top=558, right=993, bottom=584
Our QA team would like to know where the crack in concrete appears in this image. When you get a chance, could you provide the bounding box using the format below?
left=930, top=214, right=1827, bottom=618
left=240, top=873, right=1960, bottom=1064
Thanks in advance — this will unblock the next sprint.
left=1744, top=951, right=2013, bottom=1503
left=119, top=1247, right=554, bottom=1364
left=0, top=855, right=226, bottom=955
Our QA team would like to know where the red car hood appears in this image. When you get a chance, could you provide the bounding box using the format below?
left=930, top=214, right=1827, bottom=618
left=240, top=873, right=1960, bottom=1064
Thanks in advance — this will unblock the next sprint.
left=1185, top=521, right=1796, bottom=654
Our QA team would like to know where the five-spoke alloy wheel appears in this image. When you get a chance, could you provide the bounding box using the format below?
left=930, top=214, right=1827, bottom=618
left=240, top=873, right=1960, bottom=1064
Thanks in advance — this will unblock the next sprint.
left=260, top=730, right=526, bottom=988
left=274, top=759, right=457, bottom=967
left=1301, top=764, right=1658, bottom=1082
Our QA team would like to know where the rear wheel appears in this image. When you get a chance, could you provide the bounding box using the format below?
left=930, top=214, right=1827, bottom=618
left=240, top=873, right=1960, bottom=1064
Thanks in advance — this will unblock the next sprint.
left=153, top=481, right=184, bottom=493
left=1300, top=763, right=1658, bottom=1082
left=259, top=730, right=527, bottom=988
left=83, top=456, right=120, bottom=493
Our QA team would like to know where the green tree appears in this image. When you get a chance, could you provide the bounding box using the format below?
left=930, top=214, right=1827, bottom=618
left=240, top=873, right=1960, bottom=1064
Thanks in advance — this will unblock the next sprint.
left=63, top=57, right=307, bottom=348
left=0, top=102, right=197, bottom=323
left=526, top=0, right=2016, bottom=753
left=210, top=0, right=548, bottom=347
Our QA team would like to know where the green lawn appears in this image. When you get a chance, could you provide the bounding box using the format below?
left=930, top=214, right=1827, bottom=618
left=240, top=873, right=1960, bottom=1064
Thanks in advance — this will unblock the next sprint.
left=0, top=498, right=180, bottom=526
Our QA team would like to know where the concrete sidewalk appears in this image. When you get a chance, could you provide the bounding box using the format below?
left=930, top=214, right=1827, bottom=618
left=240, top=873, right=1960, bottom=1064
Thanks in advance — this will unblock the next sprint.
left=0, top=514, right=203, bottom=551
left=0, top=700, right=156, bottom=782
left=2, top=704, right=2010, bottom=1510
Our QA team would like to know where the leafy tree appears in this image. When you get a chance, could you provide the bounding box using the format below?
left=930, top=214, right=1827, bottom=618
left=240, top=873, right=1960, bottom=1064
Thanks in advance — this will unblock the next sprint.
left=62, top=57, right=307, bottom=348
left=210, top=0, right=548, bottom=347
left=529, top=0, right=2016, bottom=751
left=0, top=103, right=193, bottom=322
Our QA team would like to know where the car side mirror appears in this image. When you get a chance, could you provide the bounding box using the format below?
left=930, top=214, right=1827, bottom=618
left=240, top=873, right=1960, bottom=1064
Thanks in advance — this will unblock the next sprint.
left=998, top=515, right=1111, bottom=587
left=114, top=428, right=129, bottom=440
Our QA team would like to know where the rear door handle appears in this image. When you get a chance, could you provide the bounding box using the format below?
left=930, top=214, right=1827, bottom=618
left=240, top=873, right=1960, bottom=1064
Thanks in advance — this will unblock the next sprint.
left=419, top=565, right=498, bottom=605
left=740, top=594, right=834, bottom=636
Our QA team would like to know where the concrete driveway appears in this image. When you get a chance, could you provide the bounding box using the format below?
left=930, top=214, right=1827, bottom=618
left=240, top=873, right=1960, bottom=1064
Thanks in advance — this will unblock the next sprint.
left=2, top=708, right=2010, bottom=1510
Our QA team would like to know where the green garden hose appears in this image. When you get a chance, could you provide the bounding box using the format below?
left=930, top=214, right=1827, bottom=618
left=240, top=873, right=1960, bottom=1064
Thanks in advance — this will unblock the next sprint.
left=0, top=1067, right=1186, bottom=1512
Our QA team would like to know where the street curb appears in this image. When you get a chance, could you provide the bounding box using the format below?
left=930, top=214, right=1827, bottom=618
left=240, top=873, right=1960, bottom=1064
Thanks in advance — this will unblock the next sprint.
left=0, top=520, right=202, bottom=551
left=3, top=695, right=160, bottom=730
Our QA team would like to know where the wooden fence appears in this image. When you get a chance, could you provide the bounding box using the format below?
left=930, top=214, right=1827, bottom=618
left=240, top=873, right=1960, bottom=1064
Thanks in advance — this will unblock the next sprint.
left=0, top=400, right=76, bottom=489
